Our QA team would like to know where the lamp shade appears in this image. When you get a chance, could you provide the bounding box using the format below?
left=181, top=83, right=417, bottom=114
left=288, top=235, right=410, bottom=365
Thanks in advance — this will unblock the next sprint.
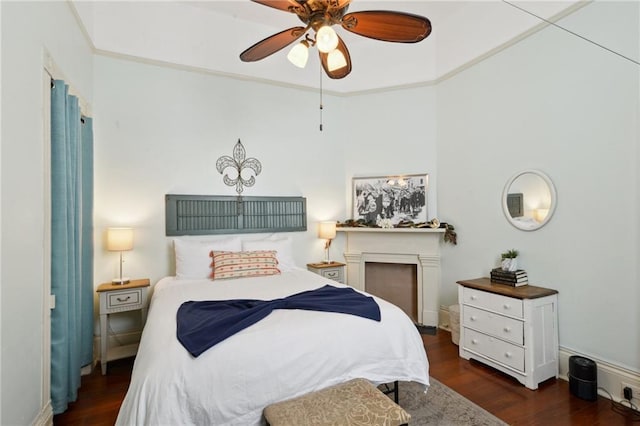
left=318, top=221, right=337, bottom=240
left=316, top=26, right=339, bottom=53
left=327, top=49, right=347, bottom=71
left=107, top=227, right=134, bottom=251
left=287, top=42, right=309, bottom=68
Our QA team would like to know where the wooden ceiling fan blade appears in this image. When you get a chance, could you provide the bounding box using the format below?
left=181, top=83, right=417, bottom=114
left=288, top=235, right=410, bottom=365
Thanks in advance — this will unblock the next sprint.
left=341, top=11, right=432, bottom=43
left=240, top=27, right=306, bottom=62
left=319, top=36, right=352, bottom=79
left=251, top=0, right=302, bottom=13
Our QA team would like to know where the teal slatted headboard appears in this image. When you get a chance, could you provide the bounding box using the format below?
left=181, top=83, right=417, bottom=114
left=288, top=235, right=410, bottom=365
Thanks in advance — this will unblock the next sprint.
left=165, top=194, right=307, bottom=236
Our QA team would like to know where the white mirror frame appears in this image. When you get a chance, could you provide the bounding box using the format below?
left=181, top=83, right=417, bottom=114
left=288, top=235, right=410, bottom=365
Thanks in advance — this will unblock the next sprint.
left=502, top=169, right=557, bottom=231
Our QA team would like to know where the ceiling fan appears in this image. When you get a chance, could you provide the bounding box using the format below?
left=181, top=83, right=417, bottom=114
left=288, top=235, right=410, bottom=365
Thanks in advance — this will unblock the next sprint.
left=239, top=0, right=432, bottom=79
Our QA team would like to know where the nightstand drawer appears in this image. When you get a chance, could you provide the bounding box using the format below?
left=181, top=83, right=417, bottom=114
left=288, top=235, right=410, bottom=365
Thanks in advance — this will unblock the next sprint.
left=321, top=269, right=343, bottom=282
left=307, top=262, right=346, bottom=284
left=464, top=328, right=525, bottom=372
left=463, top=305, right=524, bottom=345
left=107, top=289, right=142, bottom=310
left=462, top=287, right=523, bottom=318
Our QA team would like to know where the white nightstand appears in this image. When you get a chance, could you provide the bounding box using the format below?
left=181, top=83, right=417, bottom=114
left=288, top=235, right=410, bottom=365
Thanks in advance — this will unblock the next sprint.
left=307, top=262, right=346, bottom=284
left=97, top=278, right=150, bottom=375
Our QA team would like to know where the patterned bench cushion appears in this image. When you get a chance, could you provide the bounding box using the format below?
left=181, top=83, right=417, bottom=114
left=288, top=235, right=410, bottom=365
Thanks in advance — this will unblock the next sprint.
left=264, top=378, right=411, bottom=426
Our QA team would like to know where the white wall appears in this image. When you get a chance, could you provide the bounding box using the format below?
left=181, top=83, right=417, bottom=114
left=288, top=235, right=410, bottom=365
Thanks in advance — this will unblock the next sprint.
left=0, top=1, right=93, bottom=424
left=93, top=1, right=638, bottom=376
left=341, top=86, right=438, bottom=220
left=436, top=1, right=639, bottom=372
left=0, top=1, right=637, bottom=423
left=92, top=56, right=349, bottom=324
left=92, top=55, right=439, bottom=333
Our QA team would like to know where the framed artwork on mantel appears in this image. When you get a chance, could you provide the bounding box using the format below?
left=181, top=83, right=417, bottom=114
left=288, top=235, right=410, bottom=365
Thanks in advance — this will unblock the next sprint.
left=352, top=174, right=428, bottom=225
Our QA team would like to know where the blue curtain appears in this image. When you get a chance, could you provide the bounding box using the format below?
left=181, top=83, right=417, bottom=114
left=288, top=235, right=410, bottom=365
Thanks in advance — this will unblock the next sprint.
left=50, top=80, right=94, bottom=415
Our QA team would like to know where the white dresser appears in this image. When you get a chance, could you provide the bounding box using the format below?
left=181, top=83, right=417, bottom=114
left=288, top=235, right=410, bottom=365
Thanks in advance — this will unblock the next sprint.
left=457, top=277, right=558, bottom=390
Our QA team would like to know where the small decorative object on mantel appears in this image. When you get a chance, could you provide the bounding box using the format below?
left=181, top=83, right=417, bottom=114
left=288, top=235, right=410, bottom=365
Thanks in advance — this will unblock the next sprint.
left=215, top=139, right=262, bottom=195
left=337, top=218, right=457, bottom=245
left=443, top=223, right=456, bottom=245
left=490, top=267, right=528, bottom=286
left=376, top=218, right=393, bottom=229
left=500, top=249, right=519, bottom=272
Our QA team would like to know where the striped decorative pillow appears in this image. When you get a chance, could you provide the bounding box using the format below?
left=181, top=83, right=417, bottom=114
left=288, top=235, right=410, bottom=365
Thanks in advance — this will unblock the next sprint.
left=210, top=250, right=280, bottom=280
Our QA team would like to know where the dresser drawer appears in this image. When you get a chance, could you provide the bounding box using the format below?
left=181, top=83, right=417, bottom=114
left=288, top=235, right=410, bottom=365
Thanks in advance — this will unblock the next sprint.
left=463, top=305, right=524, bottom=345
left=462, top=287, right=523, bottom=318
left=107, top=289, right=142, bottom=310
left=463, top=328, right=525, bottom=372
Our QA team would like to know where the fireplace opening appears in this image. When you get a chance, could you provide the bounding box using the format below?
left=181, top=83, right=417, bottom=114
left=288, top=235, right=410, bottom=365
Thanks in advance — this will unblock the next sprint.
left=365, top=262, right=418, bottom=323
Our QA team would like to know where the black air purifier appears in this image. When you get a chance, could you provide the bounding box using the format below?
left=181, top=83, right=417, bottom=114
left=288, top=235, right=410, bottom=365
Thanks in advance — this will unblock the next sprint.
left=569, top=356, right=597, bottom=401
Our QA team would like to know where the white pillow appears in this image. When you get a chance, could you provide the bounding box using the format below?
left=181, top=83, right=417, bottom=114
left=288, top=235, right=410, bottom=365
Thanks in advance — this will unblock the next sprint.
left=174, top=237, right=242, bottom=279
left=242, top=236, right=296, bottom=272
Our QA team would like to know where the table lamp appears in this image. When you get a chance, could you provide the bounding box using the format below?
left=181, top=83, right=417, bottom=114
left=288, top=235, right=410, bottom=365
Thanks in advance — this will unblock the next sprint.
left=318, top=221, right=337, bottom=264
left=107, top=227, right=134, bottom=284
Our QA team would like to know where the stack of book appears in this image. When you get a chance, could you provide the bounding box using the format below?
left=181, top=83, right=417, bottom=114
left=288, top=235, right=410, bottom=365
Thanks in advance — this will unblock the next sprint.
left=490, top=268, right=528, bottom=286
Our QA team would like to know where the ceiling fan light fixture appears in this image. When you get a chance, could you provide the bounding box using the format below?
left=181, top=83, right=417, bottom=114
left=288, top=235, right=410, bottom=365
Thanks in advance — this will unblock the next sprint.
left=242, top=2, right=432, bottom=80
left=287, top=40, right=309, bottom=68
left=316, top=25, right=339, bottom=53
left=327, top=49, right=347, bottom=71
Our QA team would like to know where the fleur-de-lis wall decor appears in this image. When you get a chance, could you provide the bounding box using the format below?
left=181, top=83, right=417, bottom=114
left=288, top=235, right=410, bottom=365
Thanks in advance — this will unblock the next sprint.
left=216, top=139, right=262, bottom=195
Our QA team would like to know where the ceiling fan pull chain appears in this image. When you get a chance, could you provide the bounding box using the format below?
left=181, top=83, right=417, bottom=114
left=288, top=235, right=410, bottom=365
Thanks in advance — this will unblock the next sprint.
left=319, top=66, right=323, bottom=132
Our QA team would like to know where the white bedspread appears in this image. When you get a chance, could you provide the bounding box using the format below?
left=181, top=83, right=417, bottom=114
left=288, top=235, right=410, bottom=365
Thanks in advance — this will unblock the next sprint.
left=116, top=269, right=429, bottom=425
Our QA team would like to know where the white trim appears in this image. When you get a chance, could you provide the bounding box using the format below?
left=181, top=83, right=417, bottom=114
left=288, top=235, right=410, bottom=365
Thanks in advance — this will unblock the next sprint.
left=0, top=0, right=3, bottom=420
left=31, top=401, right=53, bottom=426
left=42, top=49, right=94, bottom=423
left=558, top=347, right=640, bottom=405
left=440, top=306, right=640, bottom=403
left=433, top=1, right=590, bottom=87
left=94, top=48, right=342, bottom=97
left=66, top=1, right=96, bottom=53
left=75, top=2, right=589, bottom=97
left=41, top=61, right=53, bottom=426
left=43, top=51, right=92, bottom=116
left=439, top=305, right=452, bottom=331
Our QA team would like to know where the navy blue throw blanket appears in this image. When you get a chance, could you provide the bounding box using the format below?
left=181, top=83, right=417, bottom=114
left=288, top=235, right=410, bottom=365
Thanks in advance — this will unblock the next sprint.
left=177, top=285, right=380, bottom=357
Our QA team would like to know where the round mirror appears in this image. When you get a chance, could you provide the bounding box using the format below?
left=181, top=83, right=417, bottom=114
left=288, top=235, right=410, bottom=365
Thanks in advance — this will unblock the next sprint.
left=502, top=170, right=557, bottom=231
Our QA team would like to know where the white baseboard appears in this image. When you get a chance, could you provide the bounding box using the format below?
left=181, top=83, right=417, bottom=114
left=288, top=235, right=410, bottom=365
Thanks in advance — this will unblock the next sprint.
left=559, top=348, right=640, bottom=406
left=32, top=401, right=53, bottom=426
left=439, top=305, right=451, bottom=331
left=439, top=306, right=639, bottom=406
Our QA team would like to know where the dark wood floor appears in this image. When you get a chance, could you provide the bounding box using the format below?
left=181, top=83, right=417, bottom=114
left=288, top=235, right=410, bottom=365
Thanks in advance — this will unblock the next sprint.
left=54, top=330, right=635, bottom=425
left=422, top=331, right=635, bottom=425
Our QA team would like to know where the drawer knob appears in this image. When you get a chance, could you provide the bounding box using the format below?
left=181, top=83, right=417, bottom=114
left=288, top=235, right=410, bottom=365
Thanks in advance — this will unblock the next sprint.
left=470, top=295, right=477, bottom=300
left=471, top=339, right=478, bottom=345
left=503, top=304, right=511, bottom=310
left=116, top=296, right=131, bottom=302
left=503, top=327, right=511, bottom=333
left=505, top=352, right=512, bottom=358
left=470, top=316, right=477, bottom=322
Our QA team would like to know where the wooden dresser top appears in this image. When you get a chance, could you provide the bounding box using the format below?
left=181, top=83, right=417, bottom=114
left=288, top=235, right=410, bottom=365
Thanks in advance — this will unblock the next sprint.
left=457, top=277, right=558, bottom=299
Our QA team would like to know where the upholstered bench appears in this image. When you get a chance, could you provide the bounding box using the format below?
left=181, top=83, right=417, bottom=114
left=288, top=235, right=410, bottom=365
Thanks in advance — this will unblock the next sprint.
left=263, top=378, right=411, bottom=426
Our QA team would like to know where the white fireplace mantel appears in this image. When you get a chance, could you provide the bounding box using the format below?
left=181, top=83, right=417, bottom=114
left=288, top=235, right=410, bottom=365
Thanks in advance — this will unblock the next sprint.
left=338, top=227, right=444, bottom=327
left=337, top=227, right=445, bottom=234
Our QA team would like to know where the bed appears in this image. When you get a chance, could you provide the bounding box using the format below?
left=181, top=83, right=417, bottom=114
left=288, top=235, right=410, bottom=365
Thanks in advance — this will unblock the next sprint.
left=115, top=197, right=429, bottom=425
